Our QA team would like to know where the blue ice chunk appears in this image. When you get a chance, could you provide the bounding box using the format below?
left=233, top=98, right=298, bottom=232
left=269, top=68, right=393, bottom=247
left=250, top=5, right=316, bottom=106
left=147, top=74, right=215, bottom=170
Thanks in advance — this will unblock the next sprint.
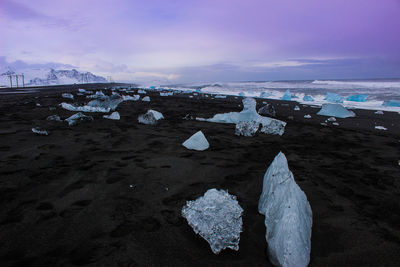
left=196, top=88, right=202, bottom=93
left=303, top=95, right=314, bottom=102
left=281, top=90, right=291, bottom=101
left=346, top=94, right=368, bottom=102
left=382, top=100, right=400, bottom=107
left=324, top=93, right=343, bottom=103
left=317, top=103, right=355, bottom=118
left=291, top=94, right=299, bottom=99
left=149, top=86, right=156, bottom=89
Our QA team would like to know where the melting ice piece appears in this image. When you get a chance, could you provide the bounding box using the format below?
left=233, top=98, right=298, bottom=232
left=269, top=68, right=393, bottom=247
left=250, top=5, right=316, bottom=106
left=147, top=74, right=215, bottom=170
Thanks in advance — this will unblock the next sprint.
left=324, top=93, right=343, bottom=103
left=327, top=117, right=336, bottom=122
left=103, top=111, right=120, bottom=120
left=281, top=90, right=291, bottom=101
left=317, top=103, right=355, bottom=118
left=303, top=95, right=314, bottom=102
left=294, top=105, right=300, bottom=111
left=258, top=103, right=276, bottom=117
left=182, top=189, right=243, bottom=254
left=235, top=121, right=260, bottom=137
left=182, top=131, right=209, bottom=151
left=61, top=102, right=110, bottom=113
left=138, top=89, right=147, bottom=94
left=160, top=92, right=173, bottom=96
left=304, top=114, right=311, bottom=119
left=138, top=109, right=164, bottom=125
left=123, top=95, right=140, bottom=101
left=46, top=115, right=62, bottom=121
left=258, top=152, right=312, bottom=267
left=62, top=93, right=74, bottom=99
left=32, top=127, right=49, bottom=135
left=332, top=122, right=339, bottom=126
left=65, top=112, right=94, bottom=126
left=86, top=91, right=106, bottom=99
left=142, top=96, right=150, bottom=102
left=198, top=98, right=286, bottom=136
left=87, top=95, right=124, bottom=111
left=382, top=100, right=400, bottom=107
left=375, top=110, right=384, bottom=115
left=375, top=126, right=387, bottom=130
left=346, top=94, right=368, bottom=102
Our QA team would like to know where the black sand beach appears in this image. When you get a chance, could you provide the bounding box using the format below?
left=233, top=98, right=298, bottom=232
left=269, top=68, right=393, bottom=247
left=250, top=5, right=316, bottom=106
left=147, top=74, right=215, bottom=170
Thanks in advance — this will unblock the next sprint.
left=0, top=85, right=399, bottom=266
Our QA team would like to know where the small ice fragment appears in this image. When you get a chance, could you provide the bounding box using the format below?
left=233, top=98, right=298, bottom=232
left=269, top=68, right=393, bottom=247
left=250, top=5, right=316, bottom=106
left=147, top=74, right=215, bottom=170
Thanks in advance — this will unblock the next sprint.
left=235, top=121, right=260, bottom=137
left=160, top=92, right=173, bottom=96
left=332, top=122, right=339, bottom=126
left=142, top=96, right=150, bottom=102
left=317, top=103, right=355, bottom=118
left=182, top=189, right=243, bottom=254
left=78, top=88, right=87, bottom=93
left=65, top=112, right=94, bottom=126
left=215, top=95, right=227, bottom=99
left=32, top=127, right=49, bottom=135
left=375, top=126, right=387, bottom=130
left=294, top=105, right=300, bottom=111
left=303, top=95, right=314, bottom=102
left=46, top=115, right=62, bottom=121
left=138, top=89, right=147, bottom=94
left=258, top=152, right=312, bottom=267
left=62, top=93, right=74, bottom=99
left=103, top=112, right=120, bottom=120
left=304, top=114, right=311, bottom=119
left=281, top=90, right=291, bottom=101
left=327, top=117, right=336, bottom=121
left=138, top=109, right=164, bottom=125
left=189, top=95, right=193, bottom=98
left=36, top=103, right=41, bottom=107
left=375, top=110, right=384, bottom=115
left=382, top=100, right=400, bottom=107
left=130, top=184, right=134, bottom=188
left=182, top=131, right=209, bottom=151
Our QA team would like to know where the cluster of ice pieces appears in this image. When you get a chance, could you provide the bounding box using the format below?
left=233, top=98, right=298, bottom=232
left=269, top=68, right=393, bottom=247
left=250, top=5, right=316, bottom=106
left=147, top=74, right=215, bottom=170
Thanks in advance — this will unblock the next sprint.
left=197, top=98, right=286, bottom=136
left=32, top=127, right=49, bottom=135
left=182, top=131, right=209, bottom=151
left=103, top=112, right=120, bottom=120
left=65, top=112, right=94, bottom=126
left=258, top=152, right=312, bottom=267
left=317, top=103, right=355, bottom=118
left=138, top=109, right=164, bottom=125
left=181, top=189, right=243, bottom=254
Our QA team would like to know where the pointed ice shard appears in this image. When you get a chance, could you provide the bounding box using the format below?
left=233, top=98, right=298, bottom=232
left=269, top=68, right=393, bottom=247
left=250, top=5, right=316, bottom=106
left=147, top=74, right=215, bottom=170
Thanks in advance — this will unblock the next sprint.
left=317, top=103, right=355, bottom=118
left=258, top=152, right=312, bottom=267
left=281, top=90, right=291, bottom=101
left=182, top=189, right=243, bottom=254
left=138, top=109, right=164, bottom=125
left=182, top=131, right=209, bottom=151
left=103, top=111, right=120, bottom=120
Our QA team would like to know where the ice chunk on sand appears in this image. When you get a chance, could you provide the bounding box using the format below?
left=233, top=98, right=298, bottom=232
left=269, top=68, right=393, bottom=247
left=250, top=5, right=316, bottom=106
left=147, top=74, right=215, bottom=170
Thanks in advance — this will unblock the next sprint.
left=294, top=105, right=300, bottom=111
left=32, top=127, right=49, bottom=135
left=327, top=117, right=336, bottom=122
left=87, top=95, right=123, bottom=111
left=304, top=114, right=311, bottom=119
left=324, top=93, right=343, bottom=103
left=160, top=92, right=173, bottom=96
left=215, top=95, right=227, bottom=99
left=62, top=93, right=74, bottom=99
left=61, top=102, right=110, bottom=113
left=138, top=89, right=147, bottom=94
left=375, top=110, right=384, bottom=115
left=182, top=189, right=243, bottom=254
left=375, top=126, right=387, bottom=130
left=198, top=98, right=286, bottom=136
left=281, top=90, right=291, bottom=101
left=258, top=152, right=312, bottom=267
left=122, top=95, right=140, bottom=101
left=317, top=103, right=355, bottom=118
left=346, top=94, right=368, bottom=102
left=103, top=112, right=120, bottom=120
left=65, top=112, right=94, bottom=126
left=46, top=115, right=62, bottom=121
left=235, top=121, right=260, bottom=137
left=258, top=103, right=276, bottom=117
left=303, top=95, right=314, bottom=102
left=138, top=109, right=164, bottom=125
left=382, top=100, right=400, bottom=107
left=142, top=96, right=150, bottom=102
left=182, top=131, right=209, bottom=151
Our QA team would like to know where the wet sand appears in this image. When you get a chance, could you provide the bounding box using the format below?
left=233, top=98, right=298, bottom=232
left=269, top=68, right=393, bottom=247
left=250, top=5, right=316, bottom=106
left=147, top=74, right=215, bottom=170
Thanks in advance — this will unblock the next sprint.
left=0, top=85, right=399, bottom=266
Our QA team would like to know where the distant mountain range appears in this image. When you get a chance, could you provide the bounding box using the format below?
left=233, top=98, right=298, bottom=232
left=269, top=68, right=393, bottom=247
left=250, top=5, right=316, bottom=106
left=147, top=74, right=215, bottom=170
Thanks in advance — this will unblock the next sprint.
left=1, top=68, right=107, bottom=86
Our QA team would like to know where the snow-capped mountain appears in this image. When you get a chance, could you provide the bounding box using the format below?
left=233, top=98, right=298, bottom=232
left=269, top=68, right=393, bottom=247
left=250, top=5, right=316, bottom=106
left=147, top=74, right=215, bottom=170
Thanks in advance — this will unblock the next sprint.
left=1, top=68, right=107, bottom=87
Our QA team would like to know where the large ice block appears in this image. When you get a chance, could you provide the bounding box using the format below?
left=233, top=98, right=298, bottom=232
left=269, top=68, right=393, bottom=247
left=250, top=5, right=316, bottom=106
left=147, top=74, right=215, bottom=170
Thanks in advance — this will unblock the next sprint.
left=317, top=103, right=355, bottom=118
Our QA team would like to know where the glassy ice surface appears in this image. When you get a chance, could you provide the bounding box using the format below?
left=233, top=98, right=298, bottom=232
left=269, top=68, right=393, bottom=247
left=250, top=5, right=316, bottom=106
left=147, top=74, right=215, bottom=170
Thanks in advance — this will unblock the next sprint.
left=304, top=114, right=311, bottom=119
left=346, top=94, right=368, bottom=102
left=32, top=127, right=48, bottom=135
left=197, top=98, right=286, bottom=136
left=258, top=152, right=312, bottom=267
left=62, top=93, right=74, bottom=99
left=382, top=100, right=400, bottom=107
left=281, top=90, right=291, bottom=101
left=324, top=93, right=343, bottom=103
left=138, top=89, right=147, bottom=94
left=317, top=103, right=355, bottom=118
left=182, top=189, right=243, bottom=254
left=65, top=112, right=94, bottom=126
left=235, top=120, right=260, bottom=136
left=303, top=95, right=314, bottom=102
left=103, top=111, right=120, bottom=120
left=182, top=130, right=209, bottom=151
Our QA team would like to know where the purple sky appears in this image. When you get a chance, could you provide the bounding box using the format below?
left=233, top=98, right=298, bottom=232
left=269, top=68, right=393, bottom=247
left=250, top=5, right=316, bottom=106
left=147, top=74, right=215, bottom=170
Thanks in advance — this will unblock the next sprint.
left=1, top=0, right=400, bottom=82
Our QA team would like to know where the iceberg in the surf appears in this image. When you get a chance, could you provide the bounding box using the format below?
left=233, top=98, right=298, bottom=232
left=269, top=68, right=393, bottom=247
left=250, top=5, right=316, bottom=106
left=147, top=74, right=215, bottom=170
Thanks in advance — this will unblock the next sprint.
left=303, top=95, right=314, bottom=102
left=281, top=90, right=291, bottom=101
left=138, top=109, right=164, bottom=125
left=258, top=152, right=312, bottom=267
left=62, top=93, right=74, bottom=100
left=346, top=94, right=368, bottom=102
left=317, top=103, right=355, bottom=118
left=382, top=100, right=400, bottom=107
left=198, top=98, right=286, bottom=136
left=103, top=111, right=120, bottom=120
left=32, top=127, right=49, bottom=135
left=182, top=131, right=209, bottom=151
left=65, top=112, right=94, bottom=126
left=324, top=93, right=343, bottom=103
left=235, top=121, right=260, bottom=137
left=142, top=96, right=150, bottom=102
left=61, top=102, right=110, bottom=113
left=182, top=188, right=243, bottom=254
left=258, top=103, right=276, bottom=117
left=260, top=92, right=273, bottom=98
